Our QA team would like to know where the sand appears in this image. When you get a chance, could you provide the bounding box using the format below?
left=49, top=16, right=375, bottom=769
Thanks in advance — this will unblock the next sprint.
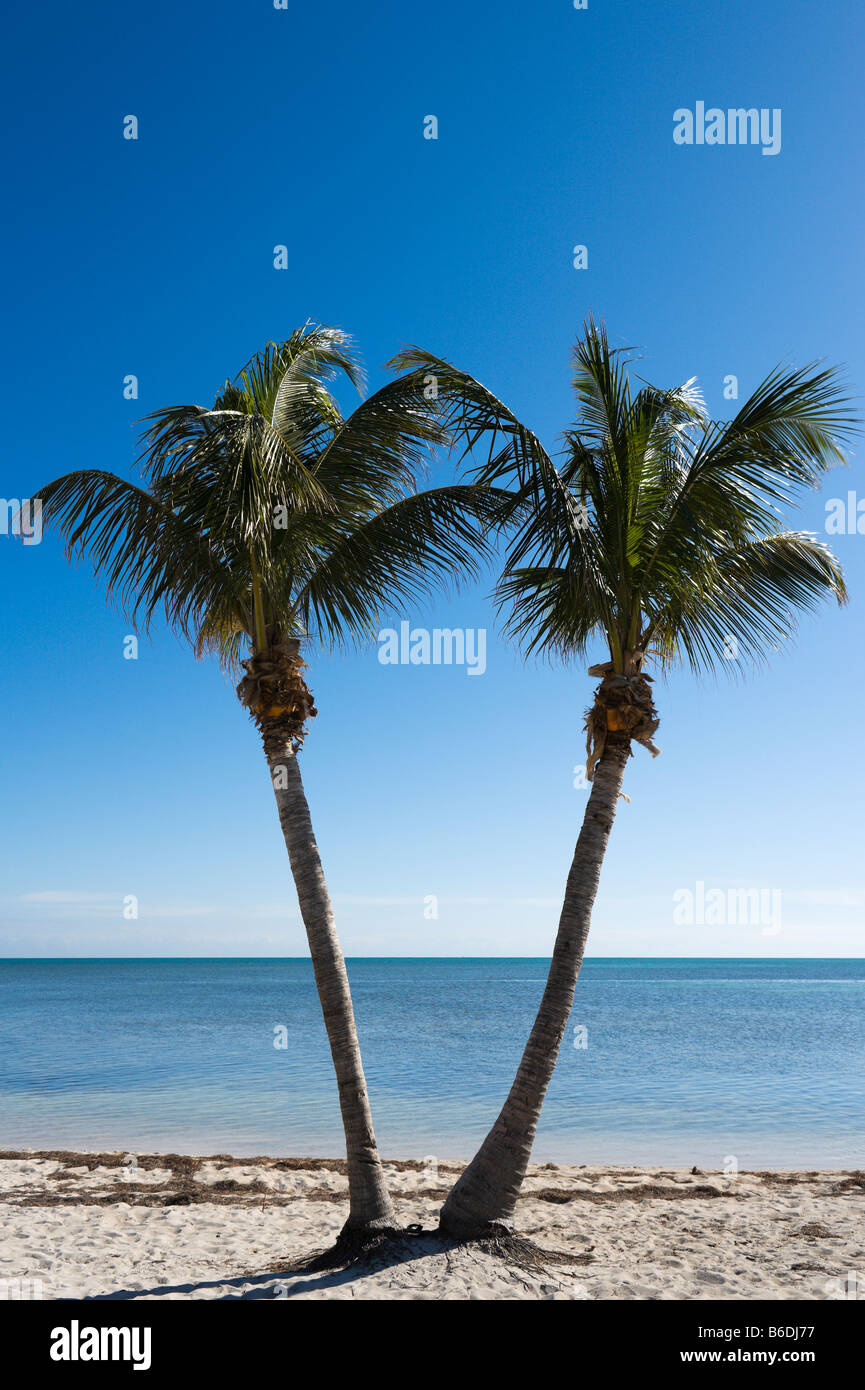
left=1, top=1150, right=863, bottom=1301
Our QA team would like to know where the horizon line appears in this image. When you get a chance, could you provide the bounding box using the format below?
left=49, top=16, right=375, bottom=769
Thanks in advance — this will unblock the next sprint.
left=2, top=954, right=863, bottom=963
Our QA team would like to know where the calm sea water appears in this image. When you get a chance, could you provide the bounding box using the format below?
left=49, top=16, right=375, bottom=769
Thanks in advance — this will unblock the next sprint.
left=1, top=958, right=863, bottom=1168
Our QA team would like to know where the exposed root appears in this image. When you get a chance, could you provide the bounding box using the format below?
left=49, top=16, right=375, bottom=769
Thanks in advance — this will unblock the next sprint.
left=278, top=1224, right=408, bottom=1275
left=469, top=1230, right=595, bottom=1272
left=273, top=1224, right=594, bottom=1281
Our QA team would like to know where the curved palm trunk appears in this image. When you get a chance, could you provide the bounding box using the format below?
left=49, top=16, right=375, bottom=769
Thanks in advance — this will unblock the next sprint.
left=266, top=739, right=396, bottom=1233
left=440, top=733, right=631, bottom=1235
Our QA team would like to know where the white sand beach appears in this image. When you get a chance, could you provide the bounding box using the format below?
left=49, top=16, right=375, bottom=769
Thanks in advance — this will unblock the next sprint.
left=1, top=1151, right=863, bottom=1301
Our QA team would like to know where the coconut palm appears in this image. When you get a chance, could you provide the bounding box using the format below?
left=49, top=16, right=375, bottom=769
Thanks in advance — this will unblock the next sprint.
left=35, top=323, right=500, bottom=1241
left=391, top=319, right=855, bottom=1235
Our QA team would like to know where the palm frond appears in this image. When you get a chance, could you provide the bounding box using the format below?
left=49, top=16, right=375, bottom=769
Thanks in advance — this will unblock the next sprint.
left=35, top=469, right=228, bottom=637
left=298, top=485, right=505, bottom=648
left=138, top=404, right=331, bottom=542
left=312, top=368, right=448, bottom=510
left=236, top=323, right=364, bottom=421
left=386, top=346, right=550, bottom=491
left=648, top=532, right=847, bottom=674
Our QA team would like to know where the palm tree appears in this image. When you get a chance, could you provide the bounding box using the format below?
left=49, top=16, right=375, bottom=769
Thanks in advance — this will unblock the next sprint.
left=391, top=320, right=856, bottom=1236
left=35, top=323, right=500, bottom=1242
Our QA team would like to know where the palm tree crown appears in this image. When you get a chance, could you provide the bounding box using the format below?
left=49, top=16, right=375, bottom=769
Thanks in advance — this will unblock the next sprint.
left=38, top=322, right=500, bottom=707
left=392, top=319, right=854, bottom=768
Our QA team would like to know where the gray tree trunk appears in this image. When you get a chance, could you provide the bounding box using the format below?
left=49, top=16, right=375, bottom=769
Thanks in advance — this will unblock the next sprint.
left=440, top=733, right=631, bottom=1235
left=267, top=741, right=396, bottom=1232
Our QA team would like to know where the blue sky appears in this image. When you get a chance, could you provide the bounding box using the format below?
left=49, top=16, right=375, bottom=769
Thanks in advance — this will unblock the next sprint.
left=1, top=0, right=863, bottom=957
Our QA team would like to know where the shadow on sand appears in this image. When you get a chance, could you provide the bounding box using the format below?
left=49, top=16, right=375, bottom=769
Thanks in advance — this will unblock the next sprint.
left=83, top=1231, right=460, bottom=1300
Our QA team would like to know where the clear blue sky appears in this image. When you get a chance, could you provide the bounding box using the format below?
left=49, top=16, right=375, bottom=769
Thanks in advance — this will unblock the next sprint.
left=1, top=0, right=863, bottom=957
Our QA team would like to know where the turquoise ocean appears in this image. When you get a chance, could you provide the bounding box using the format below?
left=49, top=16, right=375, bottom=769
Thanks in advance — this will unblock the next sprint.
left=1, top=957, right=863, bottom=1167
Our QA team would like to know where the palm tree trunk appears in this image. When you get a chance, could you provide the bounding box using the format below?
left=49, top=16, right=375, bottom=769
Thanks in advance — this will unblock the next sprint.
left=440, top=733, right=631, bottom=1236
left=266, top=739, right=396, bottom=1234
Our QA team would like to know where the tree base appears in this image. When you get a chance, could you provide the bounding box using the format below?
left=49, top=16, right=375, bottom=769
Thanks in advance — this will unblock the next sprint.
left=290, top=1221, right=405, bottom=1273
left=280, top=1221, right=593, bottom=1279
